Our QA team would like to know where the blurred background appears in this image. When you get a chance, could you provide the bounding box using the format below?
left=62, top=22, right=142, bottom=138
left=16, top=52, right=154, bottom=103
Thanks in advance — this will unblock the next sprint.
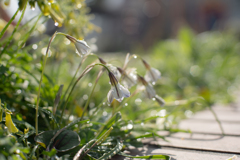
left=0, top=0, right=240, bottom=129
left=2, top=0, right=240, bottom=52
left=86, top=0, right=240, bottom=52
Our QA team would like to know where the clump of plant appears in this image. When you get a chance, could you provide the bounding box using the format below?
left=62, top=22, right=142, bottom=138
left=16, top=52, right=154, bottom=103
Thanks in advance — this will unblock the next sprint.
left=0, top=28, right=173, bottom=159
left=1, top=1, right=236, bottom=159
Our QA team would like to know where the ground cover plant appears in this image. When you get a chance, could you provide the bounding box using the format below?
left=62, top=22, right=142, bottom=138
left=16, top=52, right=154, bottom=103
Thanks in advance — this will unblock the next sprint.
left=1, top=1, right=240, bottom=160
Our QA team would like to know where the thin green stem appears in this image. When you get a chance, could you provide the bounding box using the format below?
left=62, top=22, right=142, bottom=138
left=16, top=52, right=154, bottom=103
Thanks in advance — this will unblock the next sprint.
left=80, top=69, right=103, bottom=120
left=208, top=105, right=225, bottom=135
left=35, top=54, right=47, bottom=135
left=112, top=99, right=118, bottom=117
left=89, top=97, right=107, bottom=120
left=35, top=32, right=57, bottom=135
left=0, top=4, right=27, bottom=58
left=0, top=9, right=19, bottom=39
left=60, top=64, right=95, bottom=124
left=81, top=82, right=97, bottom=119
left=60, top=56, right=87, bottom=109
left=60, top=63, right=111, bottom=124
left=18, top=13, right=42, bottom=50
left=122, top=54, right=140, bottom=70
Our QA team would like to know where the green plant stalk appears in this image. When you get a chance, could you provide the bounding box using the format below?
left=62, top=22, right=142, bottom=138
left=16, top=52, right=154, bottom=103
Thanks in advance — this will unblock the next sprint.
left=35, top=32, right=57, bottom=135
left=208, top=105, right=225, bottom=135
left=0, top=4, right=27, bottom=58
left=89, top=97, right=107, bottom=120
left=60, top=63, right=111, bottom=124
left=81, top=127, right=113, bottom=159
left=112, top=99, right=118, bottom=117
left=81, top=78, right=97, bottom=119
left=62, top=53, right=98, bottom=100
left=80, top=69, right=103, bottom=120
left=60, top=56, right=87, bottom=109
left=18, top=13, right=42, bottom=50
left=0, top=9, right=19, bottom=39
left=60, top=64, right=95, bottom=124
left=35, top=54, right=48, bottom=135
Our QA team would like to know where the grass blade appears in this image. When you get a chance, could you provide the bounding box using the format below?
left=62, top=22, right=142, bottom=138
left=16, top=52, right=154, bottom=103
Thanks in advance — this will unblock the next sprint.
left=97, top=140, right=123, bottom=160
left=118, top=152, right=171, bottom=160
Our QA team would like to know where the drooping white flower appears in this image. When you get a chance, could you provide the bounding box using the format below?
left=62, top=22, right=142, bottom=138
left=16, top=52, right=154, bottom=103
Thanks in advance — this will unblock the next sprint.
left=108, top=71, right=130, bottom=103
left=144, top=83, right=156, bottom=99
left=155, top=95, right=165, bottom=106
left=98, top=57, right=121, bottom=80
left=66, top=35, right=90, bottom=56
left=108, top=65, right=121, bottom=80
left=142, top=59, right=161, bottom=83
left=117, top=67, right=137, bottom=89
left=137, top=75, right=156, bottom=99
left=144, top=68, right=161, bottom=83
left=137, top=75, right=165, bottom=105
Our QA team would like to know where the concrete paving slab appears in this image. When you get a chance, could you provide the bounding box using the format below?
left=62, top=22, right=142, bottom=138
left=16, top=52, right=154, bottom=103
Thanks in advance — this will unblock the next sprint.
left=114, top=145, right=240, bottom=160
left=145, top=133, right=240, bottom=153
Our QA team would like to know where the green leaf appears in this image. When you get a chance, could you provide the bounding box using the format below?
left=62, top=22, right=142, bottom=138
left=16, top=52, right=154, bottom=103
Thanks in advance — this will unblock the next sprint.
left=97, top=140, right=123, bottom=160
left=18, top=0, right=28, bottom=11
left=35, top=130, right=80, bottom=152
left=29, top=145, right=38, bottom=160
left=96, top=127, right=113, bottom=145
left=42, top=148, right=57, bottom=157
left=73, top=139, right=95, bottom=160
left=118, top=152, right=170, bottom=160
left=95, top=112, right=121, bottom=139
left=28, top=105, right=59, bottom=128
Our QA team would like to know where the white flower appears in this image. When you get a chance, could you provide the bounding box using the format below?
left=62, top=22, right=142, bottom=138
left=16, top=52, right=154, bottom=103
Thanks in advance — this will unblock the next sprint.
left=144, top=67, right=161, bottom=83
left=145, top=83, right=156, bottom=99
left=107, top=84, right=131, bottom=103
left=66, top=35, right=90, bottom=56
left=108, top=65, right=121, bottom=80
left=137, top=75, right=156, bottom=99
left=142, top=59, right=161, bottom=82
left=98, top=57, right=121, bottom=80
left=108, top=72, right=130, bottom=103
left=155, top=95, right=165, bottom=106
left=118, top=67, right=137, bottom=89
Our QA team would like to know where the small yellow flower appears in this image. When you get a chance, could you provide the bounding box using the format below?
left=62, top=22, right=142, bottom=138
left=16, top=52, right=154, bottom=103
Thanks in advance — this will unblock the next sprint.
left=0, top=109, right=2, bottom=122
left=5, top=112, right=18, bottom=133
left=24, top=128, right=29, bottom=134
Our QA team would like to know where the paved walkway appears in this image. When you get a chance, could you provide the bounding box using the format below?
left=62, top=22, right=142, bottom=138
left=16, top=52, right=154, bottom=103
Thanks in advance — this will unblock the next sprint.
left=118, top=98, right=240, bottom=160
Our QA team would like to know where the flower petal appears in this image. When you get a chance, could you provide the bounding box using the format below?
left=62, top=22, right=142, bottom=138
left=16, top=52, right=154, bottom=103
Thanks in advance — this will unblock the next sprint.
left=107, top=84, right=130, bottom=103
left=122, top=68, right=137, bottom=89
left=145, top=68, right=161, bottom=82
left=145, top=84, right=156, bottom=99
left=155, top=95, right=165, bottom=106
left=119, top=84, right=130, bottom=98
left=107, top=88, right=114, bottom=103
left=5, top=113, right=18, bottom=133
left=108, top=65, right=121, bottom=80
left=75, top=40, right=90, bottom=56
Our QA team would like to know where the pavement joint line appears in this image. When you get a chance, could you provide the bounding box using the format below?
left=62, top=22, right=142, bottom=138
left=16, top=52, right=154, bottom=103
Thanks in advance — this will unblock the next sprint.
left=144, top=143, right=240, bottom=155
left=170, top=131, right=240, bottom=137
left=185, top=119, right=240, bottom=124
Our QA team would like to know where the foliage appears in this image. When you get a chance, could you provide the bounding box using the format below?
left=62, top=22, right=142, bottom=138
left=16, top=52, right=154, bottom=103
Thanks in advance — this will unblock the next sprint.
left=150, top=27, right=240, bottom=105
left=0, top=1, right=240, bottom=160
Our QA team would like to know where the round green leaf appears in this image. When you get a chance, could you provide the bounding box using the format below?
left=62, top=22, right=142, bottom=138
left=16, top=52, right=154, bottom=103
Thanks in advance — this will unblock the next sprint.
left=35, top=130, right=81, bottom=152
